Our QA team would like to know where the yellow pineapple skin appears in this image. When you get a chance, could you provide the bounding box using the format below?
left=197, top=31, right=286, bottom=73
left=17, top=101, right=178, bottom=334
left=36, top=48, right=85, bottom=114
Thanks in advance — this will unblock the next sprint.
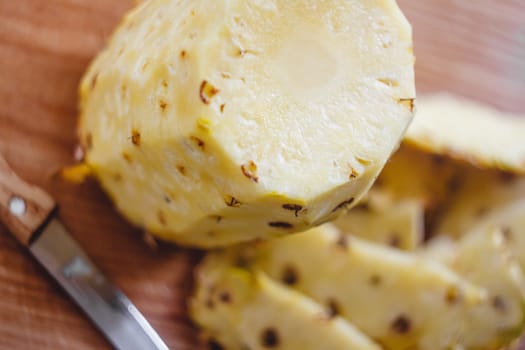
left=79, top=0, right=415, bottom=247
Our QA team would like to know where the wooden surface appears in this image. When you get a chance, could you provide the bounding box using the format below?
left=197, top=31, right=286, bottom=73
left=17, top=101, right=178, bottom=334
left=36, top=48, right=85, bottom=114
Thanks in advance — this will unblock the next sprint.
left=0, top=0, right=524, bottom=349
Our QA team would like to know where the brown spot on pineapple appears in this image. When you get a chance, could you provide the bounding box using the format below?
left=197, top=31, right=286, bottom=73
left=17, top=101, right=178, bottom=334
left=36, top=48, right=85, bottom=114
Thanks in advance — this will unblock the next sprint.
left=447, top=174, right=462, bottom=193
left=492, top=296, right=507, bottom=313
left=221, top=72, right=232, bottom=79
left=131, top=129, right=141, bottom=146
left=199, top=80, right=219, bottom=104
left=332, top=197, right=355, bottom=213
left=210, top=215, right=223, bottom=223
left=190, top=136, right=205, bottom=150
left=161, top=80, right=168, bottom=88
left=261, top=328, right=279, bottom=348
left=113, top=173, right=123, bottom=182
left=241, top=161, right=259, bottom=183
left=377, top=78, right=399, bottom=87
left=141, top=62, right=149, bottom=71
left=349, top=168, right=359, bottom=179
left=281, top=265, right=299, bottom=286
left=220, top=104, right=225, bottom=113
left=180, top=50, right=187, bottom=58
left=268, top=221, right=293, bottom=229
left=207, top=339, right=224, bottom=350
left=391, top=314, right=411, bottom=334
left=282, top=204, right=303, bottom=217
left=398, top=98, right=415, bottom=112
left=159, top=99, right=168, bottom=111
left=157, top=210, right=167, bottom=226
left=445, top=286, right=461, bottom=304
left=326, top=299, right=341, bottom=319
left=502, top=227, right=514, bottom=241
left=205, top=298, right=214, bottom=309
left=163, top=194, right=172, bottom=204
left=369, top=274, right=382, bottom=286
left=122, top=152, right=132, bottom=163
left=336, top=234, right=349, bottom=249
left=176, top=165, right=186, bottom=176
left=224, top=195, right=242, bottom=208
left=219, top=291, right=231, bottom=304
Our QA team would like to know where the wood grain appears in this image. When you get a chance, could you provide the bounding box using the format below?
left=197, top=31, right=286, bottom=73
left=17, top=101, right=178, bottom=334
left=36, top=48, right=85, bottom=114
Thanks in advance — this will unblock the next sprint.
left=0, top=152, right=56, bottom=245
left=0, top=1, right=524, bottom=349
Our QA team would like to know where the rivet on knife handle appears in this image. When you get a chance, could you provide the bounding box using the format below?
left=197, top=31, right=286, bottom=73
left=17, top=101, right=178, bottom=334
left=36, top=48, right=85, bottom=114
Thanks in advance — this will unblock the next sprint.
left=0, top=153, right=56, bottom=245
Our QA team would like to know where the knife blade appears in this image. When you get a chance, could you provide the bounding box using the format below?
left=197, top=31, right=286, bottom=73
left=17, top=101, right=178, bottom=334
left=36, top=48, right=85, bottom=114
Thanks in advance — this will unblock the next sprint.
left=0, top=152, right=169, bottom=350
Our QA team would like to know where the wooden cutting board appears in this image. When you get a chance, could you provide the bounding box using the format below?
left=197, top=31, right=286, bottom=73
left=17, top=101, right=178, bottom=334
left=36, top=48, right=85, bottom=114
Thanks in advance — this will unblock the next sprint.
left=0, top=0, right=524, bottom=349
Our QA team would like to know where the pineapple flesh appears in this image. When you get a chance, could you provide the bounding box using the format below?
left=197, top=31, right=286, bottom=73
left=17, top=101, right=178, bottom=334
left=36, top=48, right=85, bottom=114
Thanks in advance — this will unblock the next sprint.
left=333, top=198, right=424, bottom=250
left=191, top=224, right=505, bottom=350
left=405, top=93, right=525, bottom=174
left=78, top=0, right=415, bottom=247
left=191, top=254, right=382, bottom=350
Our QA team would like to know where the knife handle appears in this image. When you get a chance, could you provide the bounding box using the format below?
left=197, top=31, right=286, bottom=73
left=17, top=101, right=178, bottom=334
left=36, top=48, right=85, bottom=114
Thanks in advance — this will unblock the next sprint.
left=0, top=152, right=56, bottom=246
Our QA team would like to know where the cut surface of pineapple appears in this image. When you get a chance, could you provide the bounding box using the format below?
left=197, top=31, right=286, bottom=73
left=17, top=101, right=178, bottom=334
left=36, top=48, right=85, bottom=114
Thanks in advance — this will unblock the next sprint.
left=333, top=198, right=424, bottom=250
left=78, top=0, right=415, bottom=247
left=191, top=224, right=506, bottom=350
left=190, top=253, right=382, bottom=350
left=405, top=93, right=525, bottom=174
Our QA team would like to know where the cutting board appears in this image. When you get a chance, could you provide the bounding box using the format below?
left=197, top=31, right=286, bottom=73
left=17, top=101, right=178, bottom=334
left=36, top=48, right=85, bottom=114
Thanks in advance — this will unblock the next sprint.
left=0, top=1, right=524, bottom=349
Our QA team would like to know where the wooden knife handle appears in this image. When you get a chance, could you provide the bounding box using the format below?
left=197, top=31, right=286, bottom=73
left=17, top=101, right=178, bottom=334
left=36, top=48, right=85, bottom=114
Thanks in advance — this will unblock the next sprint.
left=0, top=153, right=56, bottom=246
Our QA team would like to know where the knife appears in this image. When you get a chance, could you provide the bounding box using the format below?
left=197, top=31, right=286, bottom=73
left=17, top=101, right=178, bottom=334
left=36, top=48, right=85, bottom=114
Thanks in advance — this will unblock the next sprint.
left=0, top=152, right=169, bottom=350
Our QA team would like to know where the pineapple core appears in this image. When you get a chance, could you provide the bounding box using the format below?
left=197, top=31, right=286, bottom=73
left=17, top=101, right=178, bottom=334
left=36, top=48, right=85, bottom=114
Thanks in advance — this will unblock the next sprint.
left=78, top=0, right=415, bottom=247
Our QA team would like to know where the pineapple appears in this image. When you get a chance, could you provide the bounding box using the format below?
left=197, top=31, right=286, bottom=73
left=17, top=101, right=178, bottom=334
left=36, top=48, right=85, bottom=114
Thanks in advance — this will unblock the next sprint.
left=190, top=252, right=382, bottom=350
left=78, top=0, right=415, bottom=247
left=373, top=145, right=459, bottom=213
left=405, top=93, right=525, bottom=174
left=191, top=224, right=502, bottom=350
left=333, top=198, right=424, bottom=250
left=436, top=167, right=525, bottom=239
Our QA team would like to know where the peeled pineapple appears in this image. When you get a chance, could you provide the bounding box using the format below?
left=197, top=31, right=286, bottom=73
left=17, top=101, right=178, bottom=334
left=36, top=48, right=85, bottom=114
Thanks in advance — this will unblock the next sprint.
left=191, top=252, right=382, bottom=350
left=333, top=198, right=424, bottom=250
left=405, top=93, right=525, bottom=174
left=78, top=0, right=415, bottom=247
left=192, top=224, right=525, bottom=350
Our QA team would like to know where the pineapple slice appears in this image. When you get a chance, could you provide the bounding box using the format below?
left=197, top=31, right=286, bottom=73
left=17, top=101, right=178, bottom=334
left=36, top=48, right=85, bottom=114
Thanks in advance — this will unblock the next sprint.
left=450, top=226, right=525, bottom=348
left=78, top=0, right=415, bottom=247
left=373, top=145, right=459, bottom=212
left=405, top=93, right=525, bottom=174
left=423, top=225, right=525, bottom=349
left=333, top=198, right=424, bottom=250
left=190, top=254, right=381, bottom=350
left=436, top=167, right=525, bottom=238
left=192, top=224, right=492, bottom=350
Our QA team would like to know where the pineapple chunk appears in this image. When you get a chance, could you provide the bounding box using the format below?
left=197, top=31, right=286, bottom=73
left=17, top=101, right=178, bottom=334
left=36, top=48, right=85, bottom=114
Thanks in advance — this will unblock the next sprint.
left=333, top=198, right=424, bottom=250
left=423, top=226, right=525, bottom=349
left=405, top=93, right=525, bottom=174
left=192, top=224, right=493, bottom=350
left=374, top=145, right=459, bottom=211
left=436, top=167, right=525, bottom=238
left=190, top=254, right=381, bottom=350
left=78, top=0, right=415, bottom=247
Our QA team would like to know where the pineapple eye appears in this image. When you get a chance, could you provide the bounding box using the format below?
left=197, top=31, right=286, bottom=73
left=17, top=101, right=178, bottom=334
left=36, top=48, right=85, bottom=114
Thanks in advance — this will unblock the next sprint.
left=260, top=328, right=279, bottom=348
left=268, top=221, right=293, bottom=229
left=391, top=314, right=411, bottom=334
left=280, top=265, right=299, bottom=286
left=326, top=299, right=341, bottom=319
left=331, top=197, right=355, bottom=213
left=199, top=80, right=219, bottom=104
